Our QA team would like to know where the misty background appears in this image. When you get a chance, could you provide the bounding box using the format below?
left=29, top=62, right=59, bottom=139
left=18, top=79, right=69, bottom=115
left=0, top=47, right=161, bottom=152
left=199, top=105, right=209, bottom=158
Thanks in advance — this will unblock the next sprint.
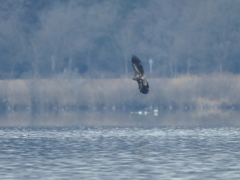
left=0, top=0, right=240, bottom=126
left=1, top=0, right=240, bottom=78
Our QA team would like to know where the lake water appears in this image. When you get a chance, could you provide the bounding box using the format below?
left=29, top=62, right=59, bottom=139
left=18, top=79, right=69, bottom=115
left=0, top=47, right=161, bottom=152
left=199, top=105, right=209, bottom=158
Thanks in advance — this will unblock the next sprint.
left=1, top=126, right=240, bottom=179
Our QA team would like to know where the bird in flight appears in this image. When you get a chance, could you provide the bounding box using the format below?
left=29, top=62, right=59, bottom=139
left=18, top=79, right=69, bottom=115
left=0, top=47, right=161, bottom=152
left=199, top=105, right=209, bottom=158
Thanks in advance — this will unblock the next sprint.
left=131, top=55, right=149, bottom=94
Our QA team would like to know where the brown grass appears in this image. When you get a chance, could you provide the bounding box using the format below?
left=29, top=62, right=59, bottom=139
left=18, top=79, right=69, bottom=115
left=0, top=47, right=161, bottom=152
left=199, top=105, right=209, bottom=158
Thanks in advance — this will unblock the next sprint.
left=1, top=74, right=240, bottom=126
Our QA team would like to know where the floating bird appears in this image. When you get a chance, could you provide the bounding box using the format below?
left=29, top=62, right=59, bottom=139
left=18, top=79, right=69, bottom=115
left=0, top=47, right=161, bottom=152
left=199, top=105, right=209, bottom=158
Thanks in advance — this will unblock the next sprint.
left=19, top=135, right=30, bottom=138
left=131, top=55, right=149, bottom=94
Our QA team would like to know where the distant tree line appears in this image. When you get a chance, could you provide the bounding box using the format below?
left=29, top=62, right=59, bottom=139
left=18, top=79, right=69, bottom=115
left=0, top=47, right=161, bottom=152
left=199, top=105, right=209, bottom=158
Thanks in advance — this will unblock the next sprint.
left=0, top=0, right=240, bottom=79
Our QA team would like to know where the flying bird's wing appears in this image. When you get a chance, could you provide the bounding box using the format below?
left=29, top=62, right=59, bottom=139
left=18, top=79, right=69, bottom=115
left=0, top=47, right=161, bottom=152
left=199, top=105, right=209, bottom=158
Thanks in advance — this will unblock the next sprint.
left=131, top=55, right=149, bottom=94
left=132, top=55, right=144, bottom=78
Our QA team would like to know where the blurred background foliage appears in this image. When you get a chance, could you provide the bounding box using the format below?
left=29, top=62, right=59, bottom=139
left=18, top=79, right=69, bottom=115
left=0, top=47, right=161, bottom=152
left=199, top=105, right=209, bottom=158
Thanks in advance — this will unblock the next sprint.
left=0, top=0, right=240, bottom=79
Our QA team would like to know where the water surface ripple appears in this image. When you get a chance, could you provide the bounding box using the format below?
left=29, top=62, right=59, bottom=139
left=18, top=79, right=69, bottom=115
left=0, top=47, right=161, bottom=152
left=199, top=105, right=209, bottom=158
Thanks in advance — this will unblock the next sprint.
left=0, top=127, right=240, bottom=179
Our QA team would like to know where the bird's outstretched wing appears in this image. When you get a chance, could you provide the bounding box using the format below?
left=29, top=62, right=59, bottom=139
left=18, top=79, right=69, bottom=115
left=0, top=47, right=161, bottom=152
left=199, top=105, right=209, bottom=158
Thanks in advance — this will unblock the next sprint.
left=132, top=55, right=144, bottom=78
left=131, top=55, right=149, bottom=94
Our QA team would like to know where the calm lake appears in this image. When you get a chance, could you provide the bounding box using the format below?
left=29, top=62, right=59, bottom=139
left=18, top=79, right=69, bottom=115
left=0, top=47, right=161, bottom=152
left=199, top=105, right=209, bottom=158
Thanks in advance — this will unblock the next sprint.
left=1, top=126, right=240, bottom=179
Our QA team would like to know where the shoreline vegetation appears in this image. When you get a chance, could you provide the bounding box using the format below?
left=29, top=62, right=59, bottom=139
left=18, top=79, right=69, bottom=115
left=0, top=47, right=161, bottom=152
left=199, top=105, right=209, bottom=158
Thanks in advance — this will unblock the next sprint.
left=1, top=74, right=240, bottom=127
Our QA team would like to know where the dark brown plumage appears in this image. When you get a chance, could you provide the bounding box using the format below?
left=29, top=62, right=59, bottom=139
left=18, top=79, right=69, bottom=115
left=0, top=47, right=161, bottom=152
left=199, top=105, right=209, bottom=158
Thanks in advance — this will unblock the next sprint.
left=132, top=55, right=149, bottom=94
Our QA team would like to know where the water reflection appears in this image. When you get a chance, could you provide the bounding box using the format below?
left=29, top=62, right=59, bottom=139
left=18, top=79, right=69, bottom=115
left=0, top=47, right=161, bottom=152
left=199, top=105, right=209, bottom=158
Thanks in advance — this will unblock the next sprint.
left=0, top=108, right=240, bottom=127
